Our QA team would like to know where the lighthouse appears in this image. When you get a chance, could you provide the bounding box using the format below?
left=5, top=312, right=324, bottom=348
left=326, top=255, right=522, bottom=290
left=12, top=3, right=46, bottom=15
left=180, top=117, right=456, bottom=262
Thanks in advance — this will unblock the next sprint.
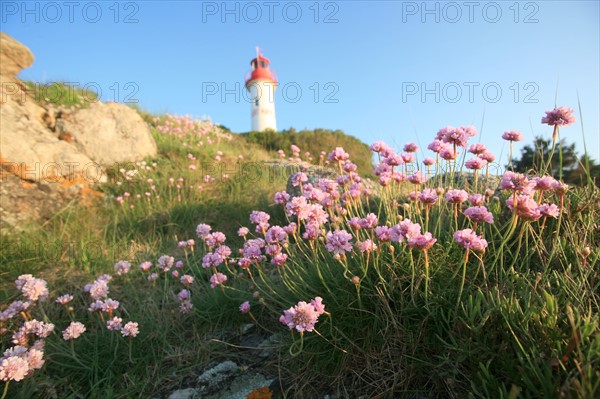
left=245, top=49, right=277, bottom=132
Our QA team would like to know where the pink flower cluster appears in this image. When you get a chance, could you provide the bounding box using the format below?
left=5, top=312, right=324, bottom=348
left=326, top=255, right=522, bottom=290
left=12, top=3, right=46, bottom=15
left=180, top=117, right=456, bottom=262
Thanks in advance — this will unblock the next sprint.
left=280, top=297, right=326, bottom=333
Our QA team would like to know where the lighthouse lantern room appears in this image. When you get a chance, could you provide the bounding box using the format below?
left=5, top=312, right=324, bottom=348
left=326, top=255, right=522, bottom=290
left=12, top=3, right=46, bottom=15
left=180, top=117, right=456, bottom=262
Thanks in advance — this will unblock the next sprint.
left=245, top=48, right=277, bottom=132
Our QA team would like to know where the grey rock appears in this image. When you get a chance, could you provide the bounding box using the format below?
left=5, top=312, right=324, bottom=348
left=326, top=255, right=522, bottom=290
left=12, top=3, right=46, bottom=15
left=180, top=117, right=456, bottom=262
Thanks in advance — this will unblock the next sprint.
left=167, top=388, right=198, bottom=399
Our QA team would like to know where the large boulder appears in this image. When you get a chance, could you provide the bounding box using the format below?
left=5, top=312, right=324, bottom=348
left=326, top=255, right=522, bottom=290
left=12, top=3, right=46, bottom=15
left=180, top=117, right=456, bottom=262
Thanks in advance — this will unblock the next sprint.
left=55, top=101, right=157, bottom=166
left=0, top=32, right=34, bottom=76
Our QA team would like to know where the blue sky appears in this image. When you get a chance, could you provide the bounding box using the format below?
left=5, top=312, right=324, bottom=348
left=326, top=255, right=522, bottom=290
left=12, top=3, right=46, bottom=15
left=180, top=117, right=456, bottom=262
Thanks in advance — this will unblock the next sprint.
left=4, top=0, right=599, bottom=163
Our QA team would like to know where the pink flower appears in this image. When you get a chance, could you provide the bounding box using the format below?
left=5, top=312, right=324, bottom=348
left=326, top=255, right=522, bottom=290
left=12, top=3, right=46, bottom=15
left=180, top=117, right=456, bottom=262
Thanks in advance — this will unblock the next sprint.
left=274, top=191, right=290, bottom=204
left=157, top=255, right=175, bottom=271
left=534, top=176, right=558, bottom=191
left=121, top=322, right=139, bottom=337
left=148, top=273, right=158, bottom=282
left=62, top=322, right=86, bottom=340
left=479, top=151, right=495, bottom=162
left=20, top=278, right=49, bottom=302
left=266, top=226, right=288, bottom=244
left=239, top=301, right=251, bottom=314
left=401, top=153, right=415, bottom=163
left=539, top=203, right=560, bottom=218
left=56, top=294, right=73, bottom=305
left=237, top=227, right=249, bottom=237
left=101, top=299, right=120, bottom=313
left=26, top=348, right=45, bottom=370
left=468, top=143, right=488, bottom=155
left=423, top=157, right=435, bottom=166
left=285, top=196, right=308, bottom=217
left=418, top=188, right=438, bottom=205
left=271, top=253, right=288, bottom=267
left=392, top=219, right=422, bottom=242
left=195, top=223, right=212, bottom=238
left=501, top=172, right=534, bottom=195
left=347, top=217, right=361, bottom=231
left=359, top=213, right=378, bottom=229
left=202, top=252, right=223, bottom=268
left=407, top=232, right=437, bottom=250
left=15, top=275, right=33, bottom=290
left=408, top=171, right=427, bottom=185
left=464, top=206, right=494, bottom=224
left=454, top=229, right=488, bottom=252
left=328, top=147, right=350, bottom=162
left=291, top=172, right=308, bottom=187
left=88, top=279, right=109, bottom=300
left=0, top=356, right=29, bottom=381
left=403, top=142, right=419, bottom=152
left=502, top=130, right=523, bottom=142
left=445, top=189, right=469, bottom=204
left=180, top=275, right=194, bottom=285
left=205, top=232, right=226, bottom=247
left=427, top=139, right=444, bottom=153
left=114, top=260, right=131, bottom=275
left=383, top=154, right=403, bottom=167
left=106, top=317, right=123, bottom=331
left=325, top=229, right=353, bottom=255
left=139, top=261, right=152, bottom=272
left=370, top=141, right=389, bottom=153
left=357, top=239, right=378, bottom=253
left=177, top=289, right=190, bottom=301
left=506, top=195, right=542, bottom=221
left=468, top=194, right=485, bottom=206
left=279, top=297, right=325, bottom=333
left=209, top=273, right=228, bottom=288
left=375, top=226, right=393, bottom=242
left=541, top=106, right=576, bottom=126
left=465, top=157, right=487, bottom=170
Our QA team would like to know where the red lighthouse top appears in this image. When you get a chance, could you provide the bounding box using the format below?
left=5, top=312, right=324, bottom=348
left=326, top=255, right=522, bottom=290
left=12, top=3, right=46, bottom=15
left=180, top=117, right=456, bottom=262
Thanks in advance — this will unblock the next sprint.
left=245, top=49, right=278, bottom=86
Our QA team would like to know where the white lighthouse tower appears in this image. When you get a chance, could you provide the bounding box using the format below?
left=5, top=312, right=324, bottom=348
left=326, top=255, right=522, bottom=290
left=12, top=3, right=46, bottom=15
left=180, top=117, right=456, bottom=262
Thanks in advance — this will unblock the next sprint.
left=245, top=48, right=277, bottom=132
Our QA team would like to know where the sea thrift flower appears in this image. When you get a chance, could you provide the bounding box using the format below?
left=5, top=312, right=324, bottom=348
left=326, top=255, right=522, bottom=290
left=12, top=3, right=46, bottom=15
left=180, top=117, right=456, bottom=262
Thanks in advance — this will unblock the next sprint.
left=26, top=348, right=45, bottom=370
left=171, top=270, right=180, bottom=279
left=106, top=317, right=123, bottom=331
left=370, top=141, right=389, bottom=153
left=290, top=172, right=308, bottom=187
left=271, top=253, right=288, bottom=267
left=205, top=232, right=227, bottom=247
left=175, top=260, right=185, bottom=269
left=534, top=176, right=558, bottom=191
left=479, top=151, right=495, bottom=162
left=502, top=130, right=523, bottom=142
left=506, top=195, right=542, bottom=221
left=209, top=273, right=228, bottom=288
left=114, top=260, right=131, bottom=275
left=454, top=229, right=488, bottom=252
left=157, top=255, right=175, bottom=272
left=541, top=106, right=576, bottom=127
left=56, top=294, right=73, bottom=305
left=274, top=191, right=290, bottom=204
left=279, top=297, right=325, bottom=333
left=237, top=227, right=249, bottom=237
left=239, top=301, right=251, bottom=314
left=20, top=278, right=49, bottom=302
left=101, top=299, right=120, bottom=313
left=357, top=239, right=378, bottom=253
left=539, top=203, right=560, bottom=218
left=88, top=279, right=109, bottom=300
left=468, top=194, right=486, bottom=206
left=139, top=261, right=152, bottom=272
left=302, top=223, right=321, bottom=240
left=418, top=189, right=438, bottom=205
left=501, top=172, right=534, bottom=195
left=401, top=153, right=415, bottom=163
left=195, top=223, right=212, bottom=238
left=408, top=171, right=427, bottom=185
left=468, top=143, right=488, bottom=155
left=423, top=157, right=435, bottom=166
left=121, top=322, right=139, bottom=337
left=403, top=142, right=419, bottom=152
left=180, top=275, right=194, bottom=285
left=465, top=157, right=487, bottom=170
left=464, top=206, right=494, bottom=224
left=88, top=300, right=104, bottom=312
left=375, top=226, right=393, bottom=242
left=328, top=147, right=350, bottom=162
left=266, top=226, right=288, bottom=244
left=202, top=252, right=223, bottom=268
left=15, top=275, right=33, bottom=290
left=0, top=356, right=29, bottom=381
left=407, top=232, right=437, bottom=250
left=325, top=229, right=353, bottom=255
left=62, top=322, right=86, bottom=340
left=148, top=273, right=158, bottom=282
left=359, top=213, right=378, bottom=229
left=286, top=196, right=308, bottom=217
left=445, top=189, right=469, bottom=204
left=177, top=289, right=190, bottom=302
left=392, top=219, right=422, bottom=242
